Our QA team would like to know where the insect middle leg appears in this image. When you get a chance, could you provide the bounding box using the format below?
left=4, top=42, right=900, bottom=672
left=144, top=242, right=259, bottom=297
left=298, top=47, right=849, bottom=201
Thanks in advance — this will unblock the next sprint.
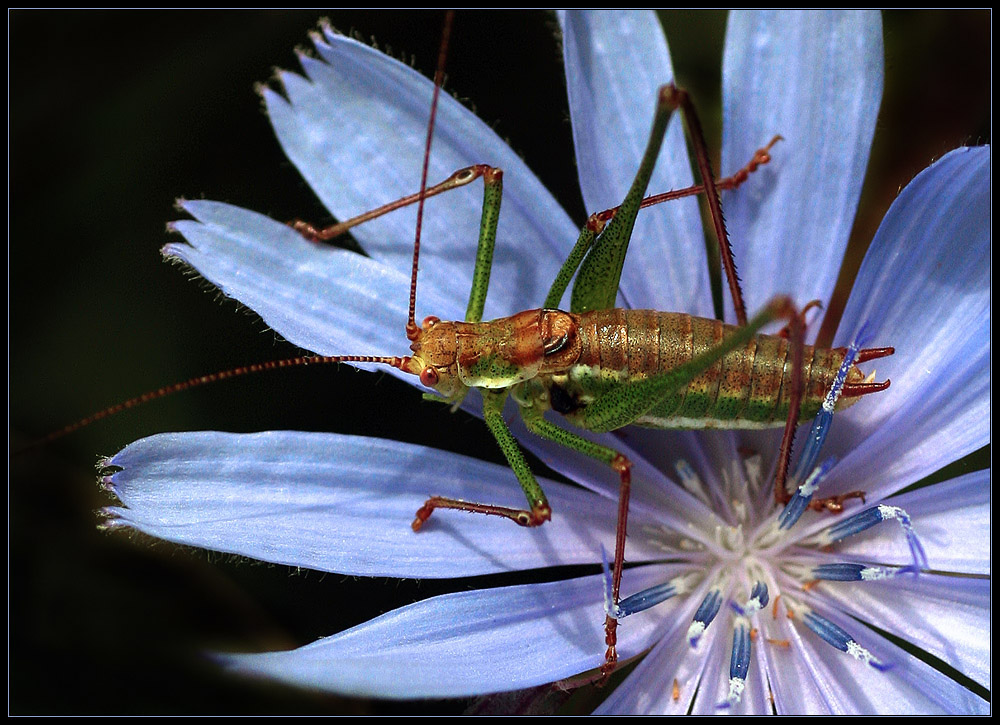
left=412, top=389, right=551, bottom=530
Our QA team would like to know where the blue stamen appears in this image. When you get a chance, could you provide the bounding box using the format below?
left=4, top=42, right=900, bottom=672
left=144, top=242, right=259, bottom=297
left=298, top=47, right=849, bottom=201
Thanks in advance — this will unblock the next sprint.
left=731, top=619, right=751, bottom=680
left=802, top=610, right=889, bottom=670
left=778, top=457, right=837, bottom=530
left=812, top=562, right=916, bottom=581
left=745, top=580, right=769, bottom=612
left=688, top=589, right=723, bottom=646
left=719, top=618, right=752, bottom=706
left=812, top=563, right=867, bottom=580
left=617, top=581, right=678, bottom=618
left=821, top=503, right=927, bottom=572
left=823, top=505, right=885, bottom=541
left=601, top=545, right=681, bottom=619
left=803, top=611, right=852, bottom=651
left=788, top=334, right=863, bottom=485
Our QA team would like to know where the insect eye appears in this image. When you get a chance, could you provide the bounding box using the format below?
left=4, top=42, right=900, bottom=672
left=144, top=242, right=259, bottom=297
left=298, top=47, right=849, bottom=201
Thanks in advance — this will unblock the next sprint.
left=422, top=315, right=440, bottom=328
left=420, top=367, right=440, bottom=387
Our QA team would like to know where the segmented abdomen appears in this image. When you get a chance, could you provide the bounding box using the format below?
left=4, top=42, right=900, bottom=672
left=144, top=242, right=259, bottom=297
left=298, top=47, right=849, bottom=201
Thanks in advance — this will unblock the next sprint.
left=558, top=308, right=845, bottom=429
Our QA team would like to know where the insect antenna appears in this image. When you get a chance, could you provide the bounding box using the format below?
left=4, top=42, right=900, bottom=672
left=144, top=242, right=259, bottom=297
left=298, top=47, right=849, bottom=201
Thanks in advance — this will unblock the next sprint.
left=18, top=354, right=411, bottom=453
left=406, top=9, right=455, bottom=342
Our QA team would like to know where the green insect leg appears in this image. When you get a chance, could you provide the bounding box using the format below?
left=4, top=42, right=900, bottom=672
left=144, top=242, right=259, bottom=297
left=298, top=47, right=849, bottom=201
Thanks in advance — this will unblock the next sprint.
left=543, top=218, right=599, bottom=310
left=519, top=405, right=632, bottom=676
left=411, top=389, right=551, bottom=531
left=464, top=166, right=504, bottom=324
left=570, top=85, right=675, bottom=314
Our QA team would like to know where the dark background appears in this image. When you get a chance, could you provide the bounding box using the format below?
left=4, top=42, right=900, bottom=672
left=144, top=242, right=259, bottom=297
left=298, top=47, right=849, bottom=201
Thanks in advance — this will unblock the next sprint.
left=10, top=10, right=990, bottom=714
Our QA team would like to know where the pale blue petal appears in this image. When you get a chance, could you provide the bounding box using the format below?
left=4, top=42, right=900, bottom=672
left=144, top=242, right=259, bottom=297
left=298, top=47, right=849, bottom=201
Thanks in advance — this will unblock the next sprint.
left=829, top=471, right=990, bottom=574
left=558, top=10, right=711, bottom=315
left=103, top=431, right=666, bottom=578
left=265, top=30, right=577, bottom=322
left=593, top=579, right=712, bottom=714
left=689, top=613, right=770, bottom=715
left=759, top=597, right=837, bottom=713
left=218, top=565, right=685, bottom=699
left=819, top=147, right=990, bottom=502
left=811, top=573, right=990, bottom=689
left=722, top=10, right=882, bottom=325
left=792, top=596, right=989, bottom=714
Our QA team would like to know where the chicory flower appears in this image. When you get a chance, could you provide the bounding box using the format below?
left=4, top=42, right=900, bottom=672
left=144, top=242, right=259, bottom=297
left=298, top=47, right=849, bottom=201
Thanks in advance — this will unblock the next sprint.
left=100, top=10, right=989, bottom=714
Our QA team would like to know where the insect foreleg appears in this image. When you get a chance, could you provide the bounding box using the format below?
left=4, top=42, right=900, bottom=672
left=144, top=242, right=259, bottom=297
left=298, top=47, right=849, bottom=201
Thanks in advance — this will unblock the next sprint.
left=411, top=389, right=551, bottom=531
left=465, top=167, right=504, bottom=323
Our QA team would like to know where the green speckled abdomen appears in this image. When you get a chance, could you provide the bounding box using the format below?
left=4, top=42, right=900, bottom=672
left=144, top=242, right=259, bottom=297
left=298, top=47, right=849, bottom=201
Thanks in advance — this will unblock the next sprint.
left=527, top=309, right=851, bottom=431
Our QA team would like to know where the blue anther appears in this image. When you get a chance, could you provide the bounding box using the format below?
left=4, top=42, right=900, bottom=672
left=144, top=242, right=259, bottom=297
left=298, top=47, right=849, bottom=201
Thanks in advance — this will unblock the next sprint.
left=778, top=457, right=837, bottom=530
left=822, top=504, right=927, bottom=573
left=824, top=505, right=885, bottom=542
left=802, top=611, right=852, bottom=652
left=812, top=563, right=866, bottom=581
left=730, top=619, right=752, bottom=681
left=788, top=334, right=863, bottom=484
left=689, top=589, right=723, bottom=646
left=617, top=581, right=678, bottom=618
left=693, top=589, right=723, bottom=625
left=748, top=581, right=769, bottom=609
left=602, top=542, right=681, bottom=619
left=803, top=610, right=890, bottom=670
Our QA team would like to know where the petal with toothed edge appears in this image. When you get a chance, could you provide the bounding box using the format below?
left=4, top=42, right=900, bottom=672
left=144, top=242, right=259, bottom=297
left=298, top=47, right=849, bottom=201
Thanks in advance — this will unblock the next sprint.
left=216, top=565, right=685, bottom=699
left=722, top=10, right=882, bottom=328
left=264, top=30, right=576, bottom=323
left=102, top=431, right=667, bottom=578
left=558, top=10, right=711, bottom=316
left=167, top=200, right=456, bottom=387
left=827, top=471, right=989, bottom=575
left=811, top=147, right=989, bottom=505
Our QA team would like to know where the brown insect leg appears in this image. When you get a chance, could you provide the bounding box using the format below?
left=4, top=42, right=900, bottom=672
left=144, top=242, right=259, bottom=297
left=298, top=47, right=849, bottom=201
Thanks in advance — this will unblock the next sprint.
left=807, top=490, right=866, bottom=513
left=601, top=453, right=633, bottom=680
left=773, top=305, right=805, bottom=506
left=590, top=136, right=783, bottom=228
left=289, top=165, right=488, bottom=244
left=662, top=83, right=748, bottom=327
left=411, top=496, right=552, bottom=531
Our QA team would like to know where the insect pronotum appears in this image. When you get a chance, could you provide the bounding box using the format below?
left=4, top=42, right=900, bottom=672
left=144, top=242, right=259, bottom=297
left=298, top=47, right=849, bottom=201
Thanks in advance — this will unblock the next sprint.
left=17, top=9, right=987, bottom=712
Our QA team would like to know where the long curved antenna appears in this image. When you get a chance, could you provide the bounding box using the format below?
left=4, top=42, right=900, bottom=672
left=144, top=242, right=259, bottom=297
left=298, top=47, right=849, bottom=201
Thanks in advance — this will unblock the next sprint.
left=18, top=354, right=410, bottom=452
left=407, top=9, right=455, bottom=341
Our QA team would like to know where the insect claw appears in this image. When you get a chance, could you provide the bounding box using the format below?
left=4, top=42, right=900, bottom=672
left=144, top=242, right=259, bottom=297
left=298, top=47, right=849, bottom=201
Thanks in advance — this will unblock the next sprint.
left=808, top=490, right=866, bottom=513
left=290, top=219, right=323, bottom=243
